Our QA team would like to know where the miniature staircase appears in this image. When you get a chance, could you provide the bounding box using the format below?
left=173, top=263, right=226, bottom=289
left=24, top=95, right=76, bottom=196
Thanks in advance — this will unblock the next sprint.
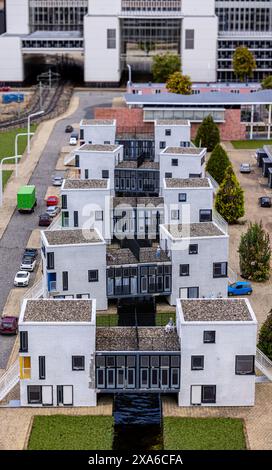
left=255, top=348, right=272, bottom=382
left=64, top=151, right=76, bottom=166
left=0, top=362, right=19, bottom=403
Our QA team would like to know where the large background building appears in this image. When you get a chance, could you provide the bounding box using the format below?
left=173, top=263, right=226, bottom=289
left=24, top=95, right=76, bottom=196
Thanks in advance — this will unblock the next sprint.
left=0, top=0, right=271, bottom=84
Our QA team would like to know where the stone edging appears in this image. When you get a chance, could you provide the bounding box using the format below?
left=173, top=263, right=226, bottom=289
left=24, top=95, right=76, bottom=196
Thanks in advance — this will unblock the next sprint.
left=23, top=415, right=34, bottom=450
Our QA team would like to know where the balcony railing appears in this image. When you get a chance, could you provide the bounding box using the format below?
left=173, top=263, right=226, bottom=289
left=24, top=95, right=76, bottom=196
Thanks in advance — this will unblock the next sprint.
left=21, top=278, right=44, bottom=304
left=255, top=348, right=272, bottom=381
left=213, top=208, right=228, bottom=234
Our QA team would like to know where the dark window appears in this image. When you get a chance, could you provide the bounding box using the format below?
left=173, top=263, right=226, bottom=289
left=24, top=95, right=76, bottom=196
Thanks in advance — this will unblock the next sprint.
left=47, top=252, right=55, bottom=269
left=27, top=386, right=42, bottom=404
left=107, top=29, right=116, bottom=49
left=189, top=244, right=198, bottom=255
left=75, top=155, right=80, bottom=168
left=62, top=271, right=68, bottom=291
left=191, top=356, right=204, bottom=370
left=213, top=262, right=228, bottom=278
left=39, top=356, right=46, bottom=380
left=199, top=209, right=212, bottom=222
left=80, top=129, right=84, bottom=141
left=202, top=385, right=216, bottom=403
left=171, top=159, right=178, bottom=167
left=84, top=169, right=89, bottom=179
left=203, top=331, right=216, bottom=344
left=188, top=286, right=199, bottom=298
left=171, top=209, right=179, bottom=220
left=19, top=331, right=28, bottom=353
left=62, top=194, right=67, bottom=210
left=160, top=141, right=166, bottom=149
left=180, top=264, right=189, bottom=276
left=165, top=129, right=171, bottom=136
left=185, top=29, right=195, bottom=49
left=95, top=211, right=103, bottom=221
left=72, top=356, right=85, bottom=371
left=104, top=141, right=110, bottom=145
left=102, top=170, right=109, bottom=179
left=88, top=270, right=98, bottom=282
left=74, top=211, right=79, bottom=227
left=165, top=172, right=172, bottom=178
left=235, top=356, right=255, bottom=375
left=179, top=193, right=186, bottom=202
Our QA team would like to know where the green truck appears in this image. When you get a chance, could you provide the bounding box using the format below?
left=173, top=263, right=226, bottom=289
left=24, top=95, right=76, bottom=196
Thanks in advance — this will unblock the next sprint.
left=17, top=185, right=37, bottom=213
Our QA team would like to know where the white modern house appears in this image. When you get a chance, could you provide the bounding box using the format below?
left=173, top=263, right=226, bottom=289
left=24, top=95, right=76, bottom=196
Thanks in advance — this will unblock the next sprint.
left=19, top=299, right=97, bottom=407
left=159, top=147, right=206, bottom=190
left=176, top=298, right=257, bottom=407
left=154, top=120, right=191, bottom=162
left=79, top=119, right=117, bottom=146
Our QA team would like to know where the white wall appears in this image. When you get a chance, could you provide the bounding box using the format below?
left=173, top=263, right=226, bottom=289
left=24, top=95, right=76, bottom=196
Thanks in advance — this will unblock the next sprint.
left=20, top=321, right=96, bottom=407
left=88, top=0, right=121, bottom=15
left=5, top=0, right=29, bottom=34
left=159, top=149, right=206, bottom=189
left=0, top=37, right=24, bottom=82
left=80, top=122, right=116, bottom=145
left=154, top=122, right=191, bottom=162
left=182, top=0, right=215, bottom=16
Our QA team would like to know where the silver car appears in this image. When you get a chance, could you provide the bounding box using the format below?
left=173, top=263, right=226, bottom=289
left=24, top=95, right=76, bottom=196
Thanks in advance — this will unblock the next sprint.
left=52, top=176, right=63, bottom=186
left=240, top=163, right=251, bottom=173
left=46, top=206, right=61, bottom=217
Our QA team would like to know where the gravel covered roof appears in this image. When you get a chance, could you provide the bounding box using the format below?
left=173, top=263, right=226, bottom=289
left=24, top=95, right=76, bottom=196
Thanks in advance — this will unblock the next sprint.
left=79, top=144, right=119, bottom=152
left=164, top=147, right=205, bottom=155
left=96, top=327, right=180, bottom=351
left=113, top=196, right=164, bottom=208
left=43, top=229, right=103, bottom=245
left=106, top=246, right=170, bottom=265
left=116, top=161, right=159, bottom=170
left=164, top=222, right=224, bottom=238
left=181, top=299, right=253, bottom=322
left=165, top=178, right=210, bottom=188
left=81, top=119, right=115, bottom=126
left=63, top=179, right=108, bottom=189
left=23, top=300, right=93, bottom=322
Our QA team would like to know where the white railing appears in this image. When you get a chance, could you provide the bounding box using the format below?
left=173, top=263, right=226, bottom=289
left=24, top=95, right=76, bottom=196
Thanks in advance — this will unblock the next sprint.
left=48, top=213, right=61, bottom=231
left=64, top=151, right=76, bottom=166
left=206, top=172, right=219, bottom=193
left=256, top=348, right=272, bottom=381
left=228, top=266, right=238, bottom=284
left=213, top=208, right=228, bottom=234
left=0, top=361, right=19, bottom=403
left=21, top=278, right=44, bottom=304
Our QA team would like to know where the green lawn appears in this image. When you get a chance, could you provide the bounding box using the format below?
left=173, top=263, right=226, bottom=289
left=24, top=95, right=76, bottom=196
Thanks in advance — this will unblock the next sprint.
left=156, top=312, right=176, bottom=326
left=2, top=170, right=13, bottom=189
left=0, top=125, right=37, bottom=163
left=96, top=314, right=118, bottom=326
left=163, top=417, right=246, bottom=450
left=28, top=415, right=114, bottom=450
left=231, top=139, right=272, bottom=149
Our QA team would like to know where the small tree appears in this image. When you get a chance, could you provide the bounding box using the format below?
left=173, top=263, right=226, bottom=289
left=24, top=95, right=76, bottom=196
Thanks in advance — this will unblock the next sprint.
left=215, top=166, right=245, bottom=224
left=195, top=115, right=220, bottom=152
left=258, top=311, right=272, bottom=361
left=261, top=75, right=272, bottom=90
left=238, top=221, right=270, bottom=282
left=206, top=144, right=232, bottom=185
left=233, top=46, right=256, bottom=82
left=166, top=72, right=192, bottom=95
left=152, top=53, right=181, bottom=83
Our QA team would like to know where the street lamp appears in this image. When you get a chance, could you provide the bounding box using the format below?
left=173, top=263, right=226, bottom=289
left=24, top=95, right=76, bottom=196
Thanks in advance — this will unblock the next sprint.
left=27, top=110, right=44, bottom=154
left=127, top=64, right=132, bottom=88
left=15, top=133, right=34, bottom=177
left=0, top=155, right=22, bottom=207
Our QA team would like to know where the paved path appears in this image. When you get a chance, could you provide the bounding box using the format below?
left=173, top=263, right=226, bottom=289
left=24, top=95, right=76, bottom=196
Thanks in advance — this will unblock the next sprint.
left=0, top=91, right=120, bottom=368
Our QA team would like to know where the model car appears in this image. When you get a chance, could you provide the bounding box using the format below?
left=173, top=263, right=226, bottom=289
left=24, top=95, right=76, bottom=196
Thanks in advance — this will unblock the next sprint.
left=20, top=256, right=37, bottom=272
left=14, top=271, right=30, bottom=287
left=0, top=316, right=18, bottom=335
left=240, top=163, right=251, bottom=173
left=65, top=125, right=73, bottom=133
left=228, top=281, right=252, bottom=296
left=46, top=196, right=59, bottom=207
left=52, top=176, right=63, bottom=187
left=39, top=213, right=52, bottom=227
left=259, top=197, right=272, bottom=208
left=46, top=206, right=60, bottom=217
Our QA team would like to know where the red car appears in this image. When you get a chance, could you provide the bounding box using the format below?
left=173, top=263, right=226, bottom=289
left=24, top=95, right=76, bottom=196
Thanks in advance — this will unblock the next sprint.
left=0, top=86, right=11, bottom=92
left=0, top=316, right=18, bottom=335
left=46, top=196, right=59, bottom=207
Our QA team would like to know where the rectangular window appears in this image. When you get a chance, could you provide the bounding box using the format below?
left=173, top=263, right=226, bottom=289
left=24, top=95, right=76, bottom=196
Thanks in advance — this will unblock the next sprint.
left=72, top=356, right=85, bottom=371
left=202, top=385, right=216, bottom=404
left=88, top=270, right=98, bottom=282
left=20, top=331, right=28, bottom=352
left=188, top=286, right=199, bottom=298
left=160, top=141, right=166, bottom=149
left=20, top=356, right=31, bottom=379
left=171, top=210, right=180, bottom=220
left=165, top=172, right=172, bottom=179
left=165, top=129, right=171, bottom=136
left=39, top=356, right=46, bottom=380
left=107, top=29, right=116, bottom=49
left=102, top=170, right=109, bottom=179
left=61, top=194, right=67, bottom=210
left=179, top=193, right=187, bottom=202
left=74, top=211, right=79, bottom=228
left=95, top=211, right=103, bottom=221
left=213, top=262, right=228, bottom=278
left=62, top=271, right=69, bottom=291
left=75, top=155, right=80, bottom=168
left=199, top=209, right=212, bottom=222
left=27, top=385, right=42, bottom=404
left=189, top=244, right=198, bottom=255
left=191, top=356, right=204, bottom=370
left=80, top=129, right=84, bottom=141
left=185, top=29, right=195, bottom=49
left=104, top=141, right=110, bottom=145
left=203, top=331, right=216, bottom=344
left=171, top=159, right=178, bottom=167
left=180, top=264, right=189, bottom=276
left=235, top=356, right=255, bottom=375
left=84, top=169, right=89, bottom=179
left=62, top=211, right=69, bottom=228
left=47, top=252, right=55, bottom=270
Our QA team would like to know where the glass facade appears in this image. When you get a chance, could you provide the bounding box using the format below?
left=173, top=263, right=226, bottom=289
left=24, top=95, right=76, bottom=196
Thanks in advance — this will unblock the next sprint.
left=29, top=0, right=88, bottom=32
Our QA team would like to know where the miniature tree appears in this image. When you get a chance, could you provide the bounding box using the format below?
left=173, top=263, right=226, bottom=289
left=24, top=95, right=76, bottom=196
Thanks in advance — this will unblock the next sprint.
left=233, top=46, right=256, bottom=82
left=238, top=221, right=271, bottom=282
left=195, top=115, right=220, bottom=152
left=152, top=53, right=181, bottom=83
left=261, top=75, right=272, bottom=90
left=215, top=166, right=245, bottom=224
left=166, top=72, right=192, bottom=95
left=206, top=144, right=232, bottom=185
left=258, top=311, right=272, bottom=361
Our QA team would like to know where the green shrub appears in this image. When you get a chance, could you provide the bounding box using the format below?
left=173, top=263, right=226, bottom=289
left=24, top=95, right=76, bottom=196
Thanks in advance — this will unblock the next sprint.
left=215, top=166, right=245, bottom=224
left=206, top=144, right=231, bottom=185
left=238, top=221, right=270, bottom=281
left=195, top=115, right=220, bottom=152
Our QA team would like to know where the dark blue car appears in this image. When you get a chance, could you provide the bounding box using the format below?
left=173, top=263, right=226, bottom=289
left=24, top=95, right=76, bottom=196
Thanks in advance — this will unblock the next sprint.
left=228, top=281, right=252, bottom=296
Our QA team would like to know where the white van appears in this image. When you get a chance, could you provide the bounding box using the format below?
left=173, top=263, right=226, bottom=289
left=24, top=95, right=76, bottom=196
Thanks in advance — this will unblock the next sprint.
left=69, top=132, right=78, bottom=145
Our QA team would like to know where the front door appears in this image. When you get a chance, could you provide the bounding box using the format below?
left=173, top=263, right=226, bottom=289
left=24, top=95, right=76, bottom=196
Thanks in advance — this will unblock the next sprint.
left=179, top=288, right=188, bottom=299
left=42, top=386, right=53, bottom=406
left=191, top=385, right=202, bottom=405
left=57, top=385, right=73, bottom=405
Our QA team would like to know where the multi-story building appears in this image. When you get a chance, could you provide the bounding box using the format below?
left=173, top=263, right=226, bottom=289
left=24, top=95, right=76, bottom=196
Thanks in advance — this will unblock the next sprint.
left=2, top=1, right=272, bottom=84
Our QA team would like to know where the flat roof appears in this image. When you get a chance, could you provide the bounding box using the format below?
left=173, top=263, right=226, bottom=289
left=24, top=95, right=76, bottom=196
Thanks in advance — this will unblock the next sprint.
left=115, top=161, right=159, bottom=170
left=43, top=229, right=103, bottom=246
left=113, top=196, right=164, bottom=208
left=165, top=178, right=210, bottom=188
left=96, top=327, right=180, bottom=351
left=23, top=299, right=93, bottom=323
left=180, top=299, right=253, bottom=322
left=28, top=31, right=82, bottom=39
left=263, top=145, right=272, bottom=159
left=63, top=179, right=108, bottom=190
left=79, top=144, right=120, bottom=152
left=163, top=222, right=224, bottom=238
left=156, top=119, right=190, bottom=126
left=81, top=119, right=115, bottom=126
left=125, top=90, right=272, bottom=106
left=163, top=147, right=205, bottom=155
left=106, top=246, right=170, bottom=265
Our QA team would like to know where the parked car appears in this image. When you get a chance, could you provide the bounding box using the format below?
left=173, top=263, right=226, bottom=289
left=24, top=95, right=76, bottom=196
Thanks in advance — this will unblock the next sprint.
left=14, top=271, right=30, bottom=287
left=228, top=281, right=252, bottom=296
left=20, top=256, right=37, bottom=272
left=259, top=196, right=272, bottom=208
left=46, top=195, right=59, bottom=207
left=23, top=248, right=38, bottom=259
left=39, top=213, right=52, bottom=227
left=46, top=206, right=60, bottom=217
left=240, top=163, right=251, bottom=174
left=69, top=132, right=78, bottom=145
left=65, top=125, right=73, bottom=133
left=0, top=316, right=18, bottom=335
left=52, top=176, right=63, bottom=187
